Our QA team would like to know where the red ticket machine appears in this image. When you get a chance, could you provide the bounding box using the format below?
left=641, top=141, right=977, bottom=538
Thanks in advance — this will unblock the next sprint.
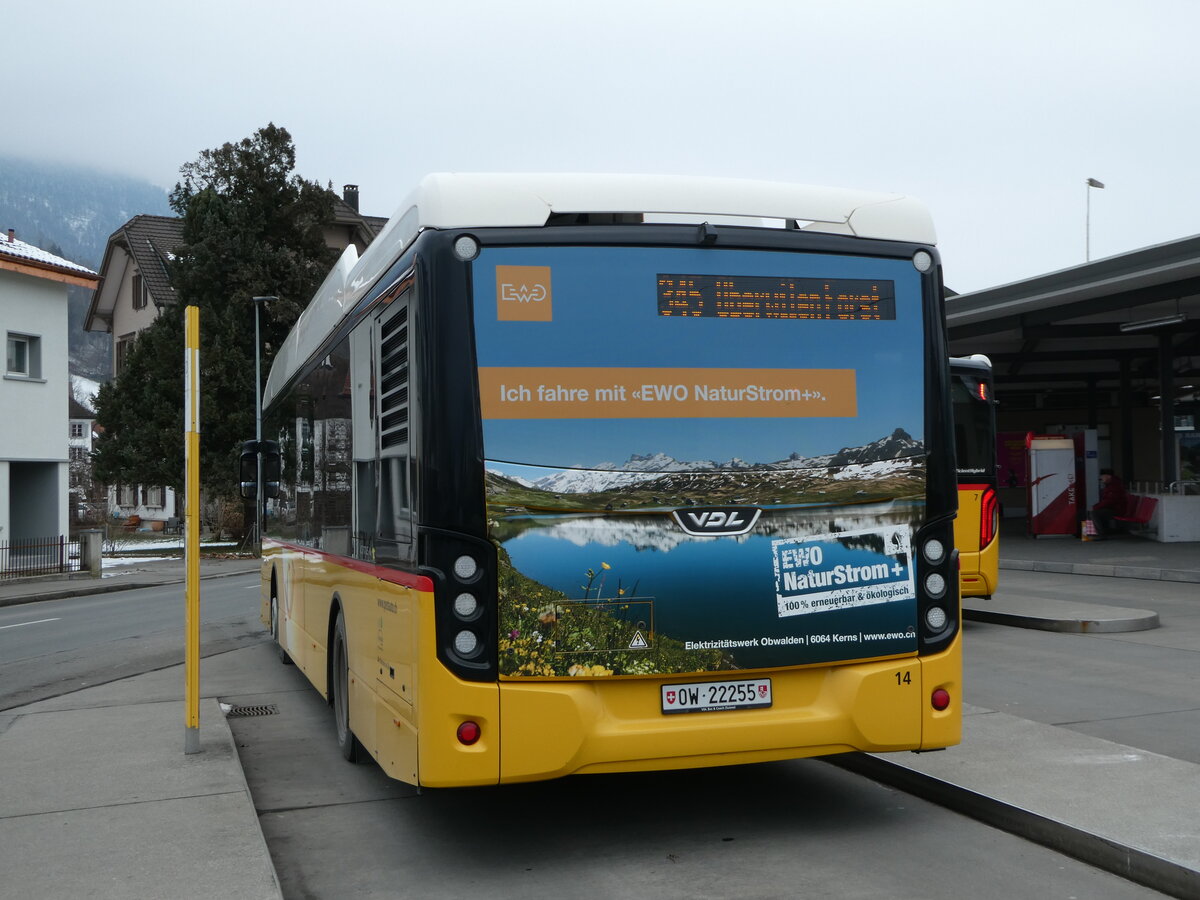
left=1027, top=433, right=1078, bottom=537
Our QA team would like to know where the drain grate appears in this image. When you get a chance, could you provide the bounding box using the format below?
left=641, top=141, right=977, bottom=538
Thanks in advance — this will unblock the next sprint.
left=224, top=703, right=279, bottom=718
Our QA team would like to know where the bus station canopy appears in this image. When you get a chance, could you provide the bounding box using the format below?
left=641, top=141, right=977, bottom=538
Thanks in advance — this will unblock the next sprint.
left=945, top=234, right=1200, bottom=397
left=944, top=234, right=1200, bottom=484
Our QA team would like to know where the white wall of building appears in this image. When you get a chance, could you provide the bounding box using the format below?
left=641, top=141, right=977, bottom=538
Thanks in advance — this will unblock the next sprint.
left=1, top=269, right=70, bottom=541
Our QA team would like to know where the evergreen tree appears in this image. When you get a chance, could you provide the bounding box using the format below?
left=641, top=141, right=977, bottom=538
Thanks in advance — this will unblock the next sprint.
left=93, top=124, right=336, bottom=517
left=92, top=310, right=185, bottom=490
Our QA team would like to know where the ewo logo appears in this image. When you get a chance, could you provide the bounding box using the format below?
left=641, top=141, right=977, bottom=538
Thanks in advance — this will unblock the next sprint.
left=496, top=265, right=552, bottom=321
left=501, top=282, right=547, bottom=303
left=672, top=506, right=762, bottom=537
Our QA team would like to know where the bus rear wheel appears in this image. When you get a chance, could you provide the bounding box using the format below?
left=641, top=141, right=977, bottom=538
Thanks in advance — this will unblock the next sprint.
left=332, top=610, right=361, bottom=763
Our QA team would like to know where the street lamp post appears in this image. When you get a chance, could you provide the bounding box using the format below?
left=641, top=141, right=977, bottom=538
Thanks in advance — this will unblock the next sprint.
left=1086, top=178, right=1105, bottom=261
left=251, top=296, right=277, bottom=548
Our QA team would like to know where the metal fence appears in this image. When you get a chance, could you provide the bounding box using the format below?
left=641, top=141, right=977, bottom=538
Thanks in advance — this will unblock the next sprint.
left=0, top=536, right=83, bottom=580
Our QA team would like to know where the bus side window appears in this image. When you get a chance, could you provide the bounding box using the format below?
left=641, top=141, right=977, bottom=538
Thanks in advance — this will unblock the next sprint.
left=378, top=456, right=410, bottom=543
left=350, top=323, right=378, bottom=561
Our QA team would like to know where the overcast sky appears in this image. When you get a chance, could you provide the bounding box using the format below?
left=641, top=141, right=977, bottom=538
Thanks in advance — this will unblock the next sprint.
left=4, top=0, right=1198, bottom=293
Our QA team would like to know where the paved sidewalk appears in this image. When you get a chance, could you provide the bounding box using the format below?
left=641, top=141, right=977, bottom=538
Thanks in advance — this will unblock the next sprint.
left=961, top=521, right=1200, bottom=634
left=0, top=695, right=281, bottom=900
left=995, top=518, right=1200, bottom=584
left=839, top=705, right=1200, bottom=899
left=1, top=554, right=276, bottom=899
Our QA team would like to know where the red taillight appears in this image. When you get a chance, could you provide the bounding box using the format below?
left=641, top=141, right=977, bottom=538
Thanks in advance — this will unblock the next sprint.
left=456, top=721, right=481, bottom=745
left=979, top=486, right=999, bottom=550
left=931, top=689, right=951, bottom=711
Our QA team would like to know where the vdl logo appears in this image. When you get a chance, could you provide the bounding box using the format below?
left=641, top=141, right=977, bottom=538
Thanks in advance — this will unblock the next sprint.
left=496, top=265, right=552, bottom=322
left=672, top=506, right=762, bottom=537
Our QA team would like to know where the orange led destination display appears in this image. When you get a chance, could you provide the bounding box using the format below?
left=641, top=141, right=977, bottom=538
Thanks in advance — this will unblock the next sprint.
left=478, top=367, right=856, bottom=420
left=658, top=274, right=895, bottom=320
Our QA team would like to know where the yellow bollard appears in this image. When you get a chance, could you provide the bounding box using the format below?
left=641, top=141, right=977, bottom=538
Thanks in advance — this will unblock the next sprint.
left=184, top=306, right=201, bottom=754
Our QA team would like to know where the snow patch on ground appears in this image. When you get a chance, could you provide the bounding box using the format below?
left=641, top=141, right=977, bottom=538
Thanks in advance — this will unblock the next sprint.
left=98, top=539, right=239, bottom=576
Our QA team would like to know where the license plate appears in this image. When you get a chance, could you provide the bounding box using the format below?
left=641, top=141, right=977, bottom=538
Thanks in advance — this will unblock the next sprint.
left=661, top=678, right=772, bottom=715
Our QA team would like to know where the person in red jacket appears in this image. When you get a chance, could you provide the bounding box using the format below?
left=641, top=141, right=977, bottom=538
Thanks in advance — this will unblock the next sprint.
left=1090, top=469, right=1130, bottom=539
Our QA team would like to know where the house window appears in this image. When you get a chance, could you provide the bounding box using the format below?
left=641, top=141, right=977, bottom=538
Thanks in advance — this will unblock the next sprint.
left=143, top=486, right=164, bottom=508
left=6, top=333, right=40, bottom=378
left=70, top=446, right=88, bottom=462
left=132, top=273, right=148, bottom=310
left=119, top=484, right=136, bottom=506
left=115, top=334, right=135, bottom=375
left=70, top=422, right=85, bottom=439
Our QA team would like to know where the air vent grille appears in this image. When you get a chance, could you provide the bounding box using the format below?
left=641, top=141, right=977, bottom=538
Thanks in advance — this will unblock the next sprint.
left=380, top=306, right=409, bottom=450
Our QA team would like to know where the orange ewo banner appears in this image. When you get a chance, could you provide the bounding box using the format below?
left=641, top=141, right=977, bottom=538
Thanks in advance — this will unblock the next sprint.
left=478, top=367, right=856, bottom=420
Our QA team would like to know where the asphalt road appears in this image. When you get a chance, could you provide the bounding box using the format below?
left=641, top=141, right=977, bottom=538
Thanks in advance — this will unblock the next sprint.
left=0, top=574, right=264, bottom=710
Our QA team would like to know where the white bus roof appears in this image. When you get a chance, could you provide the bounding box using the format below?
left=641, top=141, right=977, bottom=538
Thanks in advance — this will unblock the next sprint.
left=265, top=173, right=935, bottom=407
left=400, top=172, right=935, bottom=243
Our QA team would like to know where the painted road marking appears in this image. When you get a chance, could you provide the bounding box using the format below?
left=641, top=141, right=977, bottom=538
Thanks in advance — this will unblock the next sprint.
left=0, top=617, right=61, bottom=631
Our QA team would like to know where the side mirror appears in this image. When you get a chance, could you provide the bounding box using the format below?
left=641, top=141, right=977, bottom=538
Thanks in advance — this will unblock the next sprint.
left=261, top=440, right=281, bottom=499
left=239, top=440, right=258, bottom=500
left=239, top=439, right=282, bottom=500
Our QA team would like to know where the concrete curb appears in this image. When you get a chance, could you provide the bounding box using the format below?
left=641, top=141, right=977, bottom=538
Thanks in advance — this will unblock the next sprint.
left=1001, top=559, right=1200, bottom=584
left=963, top=599, right=1160, bottom=633
left=213, top=699, right=286, bottom=900
left=829, top=753, right=1198, bottom=900
left=0, top=568, right=259, bottom=609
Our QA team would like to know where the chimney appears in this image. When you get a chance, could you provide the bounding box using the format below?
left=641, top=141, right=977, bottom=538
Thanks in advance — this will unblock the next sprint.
left=342, top=185, right=360, bottom=212
left=6, top=229, right=13, bottom=243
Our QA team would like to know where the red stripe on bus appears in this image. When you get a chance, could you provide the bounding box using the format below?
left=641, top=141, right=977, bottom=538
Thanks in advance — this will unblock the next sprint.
left=264, top=538, right=435, bottom=593
left=957, top=483, right=993, bottom=491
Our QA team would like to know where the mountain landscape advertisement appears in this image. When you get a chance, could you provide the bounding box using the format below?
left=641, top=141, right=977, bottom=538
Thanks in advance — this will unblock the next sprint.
left=487, top=427, right=924, bottom=511
left=489, top=427, right=926, bottom=677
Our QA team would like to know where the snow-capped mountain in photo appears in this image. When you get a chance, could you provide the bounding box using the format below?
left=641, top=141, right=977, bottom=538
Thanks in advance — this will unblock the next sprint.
left=828, top=428, right=923, bottom=466
left=530, top=429, right=922, bottom=494
left=487, top=468, right=536, bottom=489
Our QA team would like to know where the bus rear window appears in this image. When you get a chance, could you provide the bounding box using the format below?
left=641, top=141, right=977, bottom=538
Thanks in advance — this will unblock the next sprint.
left=952, top=374, right=995, bottom=478
left=472, top=245, right=927, bottom=478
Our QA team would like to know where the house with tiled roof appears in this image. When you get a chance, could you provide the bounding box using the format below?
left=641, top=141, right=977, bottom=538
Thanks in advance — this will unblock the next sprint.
left=1, top=229, right=99, bottom=566
left=82, top=215, right=185, bottom=527
left=84, top=186, right=385, bottom=529
left=328, top=185, right=388, bottom=253
left=83, top=214, right=184, bottom=373
left=85, top=187, right=385, bottom=371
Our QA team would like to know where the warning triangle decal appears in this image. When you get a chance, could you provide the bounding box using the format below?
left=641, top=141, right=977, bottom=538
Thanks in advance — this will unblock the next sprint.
left=629, top=630, right=648, bottom=649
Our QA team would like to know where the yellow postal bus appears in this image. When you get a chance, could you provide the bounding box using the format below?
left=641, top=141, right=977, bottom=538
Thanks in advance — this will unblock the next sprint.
left=950, top=355, right=999, bottom=598
left=254, top=174, right=961, bottom=787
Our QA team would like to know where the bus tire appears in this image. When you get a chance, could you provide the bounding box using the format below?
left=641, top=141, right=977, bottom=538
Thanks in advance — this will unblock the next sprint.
left=332, top=610, right=361, bottom=763
left=270, top=594, right=292, bottom=665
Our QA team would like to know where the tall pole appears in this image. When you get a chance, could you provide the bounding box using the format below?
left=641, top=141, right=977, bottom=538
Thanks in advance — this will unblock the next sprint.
left=254, top=300, right=262, bottom=549
left=1159, top=332, right=1179, bottom=487
left=251, top=296, right=276, bottom=551
left=1086, top=178, right=1105, bottom=261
